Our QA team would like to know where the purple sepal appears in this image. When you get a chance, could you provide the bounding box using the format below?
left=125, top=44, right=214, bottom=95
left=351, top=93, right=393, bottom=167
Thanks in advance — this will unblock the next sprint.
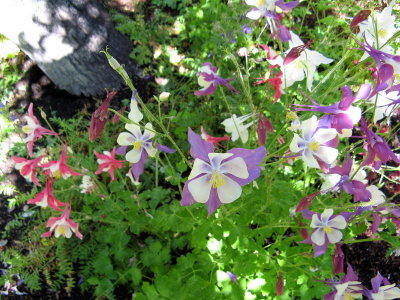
left=203, top=62, right=217, bottom=73
left=277, top=24, right=291, bottom=42
left=206, top=189, right=222, bottom=216
left=313, top=239, right=329, bottom=257
left=194, top=84, right=216, bottom=96
left=116, top=146, right=127, bottom=155
left=301, top=209, right=314, bottom=220
left=392, top=207, right=400, bottom=217
left=155, top=143, right=176, bottom=153
left=188, top=128, right=214, bottom=161
left=275, top=0, right=299, bottom=12
left=131, top=151, right=148, bottom=181
left=371, top=272, right=385, bottom=292
left=181, top=180, right=196, bottom=206
left=226, top=271, right=237, bottom=283
left=228, top=147, right=266, bottom=169
left=342, top=264, right=359, bottom=282
left=370, top=213, right=381, bottom=233
left=324, top=291, right=335, bottom=300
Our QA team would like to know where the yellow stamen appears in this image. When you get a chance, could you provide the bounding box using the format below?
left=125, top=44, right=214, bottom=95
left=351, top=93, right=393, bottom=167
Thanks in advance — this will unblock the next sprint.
left=323, top=226, right=333, bottom=234
left=133, top=140, right=142, bottom=150
left=22, top=126, right=32, bottom=133
left=209, top=171, right=225, bottom=188
left=257, top=0, right=266, bottom=6
left=308, top=141, right=320, bottom=151
left=344, top=293, right=354, bottom=300
left=55, top=226, right=66, bottom=237
left=295, top=59, right=303, bottom=69
left=54, top=169, right=62, bottom=179
left=378, top=29, right=387, bottom=38
left=286, top=111, right=298, bottom=121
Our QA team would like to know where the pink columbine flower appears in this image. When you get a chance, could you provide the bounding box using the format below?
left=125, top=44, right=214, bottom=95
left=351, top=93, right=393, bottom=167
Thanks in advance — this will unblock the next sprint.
left=22, top=103, right=59, bottom=157
left=200, top=126, right=230, bottom=147
left=41, top=205, right=83, bottom=239
left=27, top=179, right=66, bottom=211
left=289, top=115, right=338, bottom=169
left=94, top=148, right=125, bottom=181
left=41, top=146, right=83, bottom=179
left=194, top=62, right=238, bottom=96
left=89, top=89, right=117, bottom=142
left=12, top=155, right=43, bottom=186
left=181, top=128, right=265, bottom=215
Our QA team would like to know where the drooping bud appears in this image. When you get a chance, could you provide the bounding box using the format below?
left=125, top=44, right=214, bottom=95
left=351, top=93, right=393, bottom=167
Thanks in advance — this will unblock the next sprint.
left=276, top=272, right=284, bottom=296
left=257, top=114, right=274, bottom=146
left=283, top=41, right=312, bottom=65
left=332, top=243, right=344, bottom=274
left=350, top=10, right=371, bottom=33
left=295, top=191, right=321, bottom=212
left=89, top=89, right=117, bottom=141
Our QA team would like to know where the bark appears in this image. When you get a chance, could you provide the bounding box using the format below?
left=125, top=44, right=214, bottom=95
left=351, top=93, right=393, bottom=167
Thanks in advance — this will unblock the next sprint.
left=0, top=0, right=140, bottom=96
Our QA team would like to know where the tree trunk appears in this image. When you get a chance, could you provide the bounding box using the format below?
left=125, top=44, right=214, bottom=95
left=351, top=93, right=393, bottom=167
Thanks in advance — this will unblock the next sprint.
left=0, top=0, right=140, bottom=96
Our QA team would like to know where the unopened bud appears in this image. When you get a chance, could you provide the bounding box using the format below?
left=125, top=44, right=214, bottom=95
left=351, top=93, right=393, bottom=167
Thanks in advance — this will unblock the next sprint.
left=159, top=92, right=170, bottom=101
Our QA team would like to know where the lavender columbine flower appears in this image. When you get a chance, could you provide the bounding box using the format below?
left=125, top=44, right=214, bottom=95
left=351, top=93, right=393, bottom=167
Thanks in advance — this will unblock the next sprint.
left=194, top=63, right=238, bottom=96
left=359, top=118, right=400, bottom=170
left=324, top=264, right=363, bottom=300
left=310, top=209, right=347, bottom=246
left=181, top=128, right=265, bottom=215
left=292, top=84, right=371, bottom=136
left=365, top=272, right=400, bottom=300
left=290, top=115, right=338, bottom=169
left=241, top=24, right=253, bottom=34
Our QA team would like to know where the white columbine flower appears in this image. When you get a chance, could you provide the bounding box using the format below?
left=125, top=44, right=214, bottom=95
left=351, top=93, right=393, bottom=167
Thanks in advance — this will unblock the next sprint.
left=310, top=209, right=347, bottom=246
left=268, top=32, right=333, bottom=91
left=245, top=0, right=276, bottom=20
left=290, top=115, right=338, bottom=168
left=221, top=114, right=255, bottom=143
left=371, top=285, right=400, bottom=300
left=334, top=281, right=363, bottom=300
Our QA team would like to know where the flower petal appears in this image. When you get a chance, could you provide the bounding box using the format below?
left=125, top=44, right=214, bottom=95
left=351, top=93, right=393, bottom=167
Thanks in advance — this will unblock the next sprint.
left=188, top=159, right=212, bottom=180
left=313, top=128, right=337, bottom=144
left=117, top=132, right=134, bottom=146
left=188, top=175, right=212, bottom=203
left=126, top=148, right=143, bottom=164
left=220, top=157, right=249, bottom=179
left=311, top=228, right=326, bottom=246
left=313, top=146, right=338, bottom=165
left=328, top=215, right=347, bottom=229
left=326, top=229, right=343, bottom=244
left=217, top=175, right=242, bottom=203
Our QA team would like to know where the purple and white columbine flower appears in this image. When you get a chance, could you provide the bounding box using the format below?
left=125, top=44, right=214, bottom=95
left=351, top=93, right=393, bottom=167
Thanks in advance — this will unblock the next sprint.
left=181, top=128, right=265, bottom=215
left=365, top=272, right=400, bottom=300
left=369, top=90, right=400, bottom=124
left=290, top=115, right=338, bottom=169
left=310, top=209, right=347, bottom=246
left=293, top=84, right=371, bottom=136
left=324, top=264, right=363, bottom=300
left=194, top=63, right=238, bottom=96
left=117, top=123, right=157, bottom=181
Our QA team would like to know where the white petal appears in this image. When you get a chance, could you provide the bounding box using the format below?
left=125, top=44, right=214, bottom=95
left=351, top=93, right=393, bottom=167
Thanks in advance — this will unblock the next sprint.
left=289, top=134, right=303, bottom=153
left=301, top=116, right=318, bottom=141
left=188, top=175, right=212, bottom=203
left=217, top=175, right=242, bottom=203
left=321, top=209, right=334, bottom=223
left=320, top=173, right=341, bottom=192
left=307, top=49, right=334, bottom=65
left=326, top=229, right=343, bottom=244
left=311, top=228, right=326, bottom=246
left=305, top=63, right=316, bottom=91
left=366, top=185, right=386, bottom=206
left=144, top=143, right=157, bottom=157
left=117, top=132, right=134, bottom=146
left=302, top=148, right=319, bottom=168
left=328, top=215, right=346, bottom=229
left=143, top=123, right=156, bottom=139
left=128, top=100, right=143, bottom=123
left=220, top=157, right=249, bottom=179
left=313, top=146, right=338, bottom=165
left=188, top=159, right=211, bottom=180
left=310, top=213, right=322, bottom=228
left=126, top=148, right=142, bottom=163
left=313, top=128, right=337, bottom=144
left=346, top=106, right=362, bottom=125
left=198, top=75, right=212, bottom=88
left=208, top=153, right=234, bottom=167
left=125, top=124, right=142, bottom=138
left=246, top=9, right=263, bottom=20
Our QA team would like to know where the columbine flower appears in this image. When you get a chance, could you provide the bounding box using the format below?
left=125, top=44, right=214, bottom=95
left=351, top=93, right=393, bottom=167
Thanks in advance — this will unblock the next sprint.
left=27, top=179, right=66, bottom=211
left=310, top=209, right=347, bottom=246
left=194, top=62, right=238, bottom=96
left=366, top=272, right=400, bottom=300
left=359, top=118, right=400, bottom=170
left=358, top=1, right=397, bottom=55
left=289, top=115, right=338, bottom=169
left=292, top=84, right=371, bottom=136
left=221, top=114, right=255, bottom=144
left=181, top=128, right=265, bottom=215
left=22, top=103, right=59, bottom=157
left=79, top=175, right=96, bottom=194
left=244, top=0, right=299, bottom=20
left=12, top=155, right=43, bottom=186
left=94, top=148, right=125, bottom=181
left=268, top=32, right=333, bottom=91
left=89, top=89, right=117, bottom=142
left=41, top=205, right=83, bottom=239
left=117, top=123, right=157, bottom=181
left=41, top=146, right=82, bottom=179
left=324, top=264, right=363, bottom=300
left=201, top=126, right=230, bottom=147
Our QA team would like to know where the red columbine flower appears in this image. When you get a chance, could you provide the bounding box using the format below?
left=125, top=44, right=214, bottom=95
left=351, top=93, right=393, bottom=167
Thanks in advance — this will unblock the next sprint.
left=89, top=89, right=117, bottom=141
left=27, top=179, right=66, bottom=211
left=94, top=148, right=125, bottom=181
left=12, top=155, right=43, bottom=186
left=41, top=205, right=83, bottom=239
left=41, top=146, right=82, bottom=179
left=22, top=103, right=59, bottom=157
left=200, top=126, right=230, bottom=147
